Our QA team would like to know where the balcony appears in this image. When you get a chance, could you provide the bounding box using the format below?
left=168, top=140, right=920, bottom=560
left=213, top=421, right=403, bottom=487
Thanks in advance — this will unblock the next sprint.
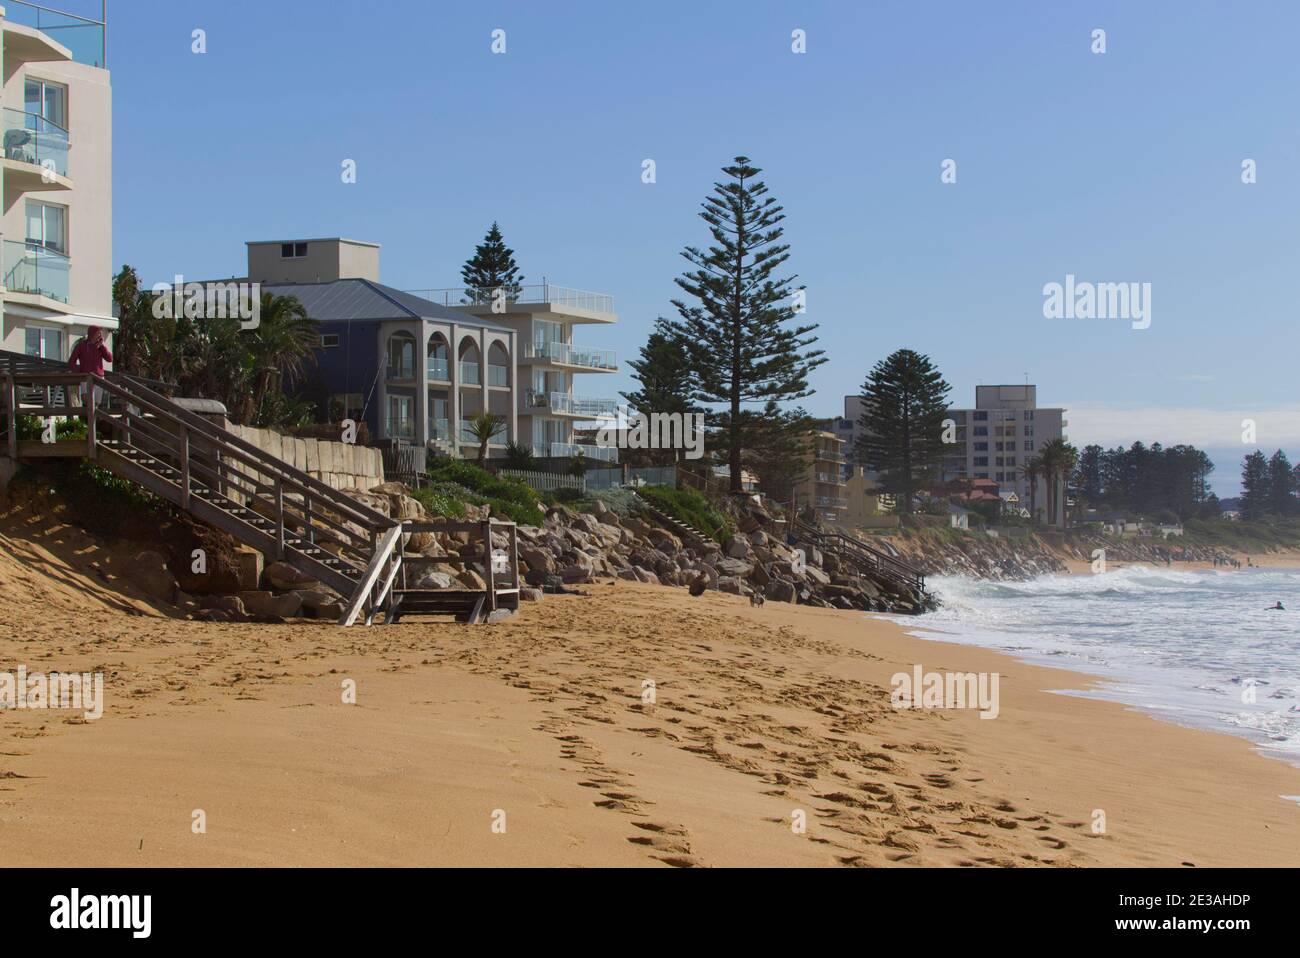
left=815, top=496, right=849, bottom=509
left=427, top=358, right=449, bottom=381
left=386, top=358, right=415, bottom=381
left=459, top=361, right=480, bottom=385
left=548, top=442, right=618, bottom=462
left=428, top=417, right=450, bottom=442
left=406, top=282, right=615, bottom=321
left=814, top=472, right=846, bottom=486
left=815, top=448, right=845, bottom=463
left=532, top=392, right=619, bottom=419
left=3, top=1, right=105, bottom=68
left=2, top=109, right=71, bottom=190
left=487, top=363, right=508, bottom=387
left=522, top=340, right=617, bottom=371
left=3, top=239, right=68, bottom=303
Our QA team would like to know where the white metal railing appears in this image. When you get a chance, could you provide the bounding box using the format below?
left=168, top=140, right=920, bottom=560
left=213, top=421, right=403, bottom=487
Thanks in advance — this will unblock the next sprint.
left=406, top=282, right=615, bottom=315
left=548, top=442, right=618, bottom=462
left=546, top=392, right=619, bottom=418
left=523, top=341, right=616, bottom=370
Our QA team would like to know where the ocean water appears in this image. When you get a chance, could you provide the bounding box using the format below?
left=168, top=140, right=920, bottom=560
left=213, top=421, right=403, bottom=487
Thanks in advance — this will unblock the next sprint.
left=894, top=565, right=1300, bottom=764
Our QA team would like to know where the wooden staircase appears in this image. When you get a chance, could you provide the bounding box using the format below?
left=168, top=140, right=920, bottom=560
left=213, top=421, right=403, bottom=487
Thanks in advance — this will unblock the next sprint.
left=791, top=517, right=927, bottom=595
left=388, top=519, right=520, bottom=624
left=2, top=352, right=406, bottom=626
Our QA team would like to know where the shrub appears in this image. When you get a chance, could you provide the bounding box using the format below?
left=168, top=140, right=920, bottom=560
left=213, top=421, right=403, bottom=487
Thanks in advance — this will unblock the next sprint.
left=636, top=485, right=732, bottom=543
left=423, top=461, right=545, bottom=526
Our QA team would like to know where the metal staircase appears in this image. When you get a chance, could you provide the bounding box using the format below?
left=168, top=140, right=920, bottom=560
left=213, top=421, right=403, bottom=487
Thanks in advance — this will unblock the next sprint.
left=791, top=517, right=927, bottom=595
left=1, top=351, right=403, bottom=626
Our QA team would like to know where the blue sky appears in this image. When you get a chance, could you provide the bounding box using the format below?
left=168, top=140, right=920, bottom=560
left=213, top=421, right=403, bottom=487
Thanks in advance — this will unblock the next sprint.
left=109, top=0, right=1300, bottom=495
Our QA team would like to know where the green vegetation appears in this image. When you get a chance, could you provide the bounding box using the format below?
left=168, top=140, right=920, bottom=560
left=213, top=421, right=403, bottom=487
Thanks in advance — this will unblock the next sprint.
left=12, top=459, right=174, bottom=538
left=636, top=484, right=732, bottom=543
left=1179, top=517, right=1300, bottom=552
left=15, top=414, right=87, bottom=442
left=419, top=460, right=545, bottom=526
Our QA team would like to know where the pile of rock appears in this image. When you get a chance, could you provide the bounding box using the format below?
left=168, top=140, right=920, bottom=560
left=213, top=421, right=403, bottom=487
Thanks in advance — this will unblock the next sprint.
left=511, top=497, right=932, bottom=614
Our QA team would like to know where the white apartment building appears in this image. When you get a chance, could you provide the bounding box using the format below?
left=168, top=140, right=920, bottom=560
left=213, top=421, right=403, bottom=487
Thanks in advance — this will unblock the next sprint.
left=940, top=385, right=1067, bottom=518
left=407, top=282, right=620, bottom=462
left=0, top=2, right=112, bottom=365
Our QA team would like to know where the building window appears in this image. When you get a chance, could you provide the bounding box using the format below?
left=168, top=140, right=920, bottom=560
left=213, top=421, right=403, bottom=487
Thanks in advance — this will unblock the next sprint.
left=26, top=200, right=66, bottom=253
left=1023, top=441, right=1033, bottom=451
left=24, top=325, right=65, bottom=360
left=24, top=77, right=67, bottom=130
left=974, top=411, right=988, bottom=421
left=974, top=456, right=988, bottom=467
left=320, top=333, right=340, bottom=348
left=330, top=393, right=363, bottom=422
left=386, top=395, right=414, bottom=439
left=974, top=426, right=988, bottom=437
left=281, top=242, right=308, bottom=258
left=974, top=442, right=988, bottom=451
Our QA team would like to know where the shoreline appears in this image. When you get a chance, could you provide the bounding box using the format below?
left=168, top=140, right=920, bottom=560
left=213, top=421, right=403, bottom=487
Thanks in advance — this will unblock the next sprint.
left=3, top=568, right=1299, bottom=866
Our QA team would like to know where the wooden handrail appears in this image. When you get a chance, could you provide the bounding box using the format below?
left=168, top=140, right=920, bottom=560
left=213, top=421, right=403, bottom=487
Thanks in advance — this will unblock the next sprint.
left=340, top=524, right=404, bottom=626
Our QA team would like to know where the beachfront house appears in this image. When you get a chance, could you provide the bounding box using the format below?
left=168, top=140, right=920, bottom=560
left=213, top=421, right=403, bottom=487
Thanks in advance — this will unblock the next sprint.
left=0, top=3, right=113, bottom=369
left=404, top=281, right=620, bottom=463
left=242, top=238, right=519, bottom=470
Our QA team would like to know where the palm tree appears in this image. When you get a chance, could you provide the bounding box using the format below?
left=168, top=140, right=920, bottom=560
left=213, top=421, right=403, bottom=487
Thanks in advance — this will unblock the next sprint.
left=1019, top=454, right=1044, bottom=523
left=1038, top=439, right=1078, bottom=529
left=243, top=292, right=318, bottom=423
left=465, top=410, right=502, bottom=465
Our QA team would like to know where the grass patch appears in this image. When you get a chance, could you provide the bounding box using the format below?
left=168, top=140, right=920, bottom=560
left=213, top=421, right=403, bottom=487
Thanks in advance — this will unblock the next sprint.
left=636, top=485, right=733, bottom=543
left=422, top=461, right=545, bottom=526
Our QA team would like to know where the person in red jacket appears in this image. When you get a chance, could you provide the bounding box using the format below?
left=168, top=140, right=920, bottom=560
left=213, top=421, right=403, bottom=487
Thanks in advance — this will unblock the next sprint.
left=67, top=325, right=112, bottom=406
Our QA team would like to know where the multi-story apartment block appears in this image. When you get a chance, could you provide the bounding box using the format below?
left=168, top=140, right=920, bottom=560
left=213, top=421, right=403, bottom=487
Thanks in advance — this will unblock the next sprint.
left=939, top=385, right=1066, bottom=520
left=0, top=2, right=112, bottom=367
left=792, top=430, right=848, bottom=523
left=407, top=282, right=620, bottom=463
left=241, top=238, right=519, bottom=469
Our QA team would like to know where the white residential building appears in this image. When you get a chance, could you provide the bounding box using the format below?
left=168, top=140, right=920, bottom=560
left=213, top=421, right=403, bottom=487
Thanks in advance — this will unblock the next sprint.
left=940, top=385, right=1067, bottom=519
left=407, top=283, right=620, bottom=462
left=0, top=2, right=112, bottom=365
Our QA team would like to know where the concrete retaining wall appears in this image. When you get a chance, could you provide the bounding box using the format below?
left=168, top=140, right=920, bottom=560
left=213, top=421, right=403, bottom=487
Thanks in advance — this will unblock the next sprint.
left=225, top=423, right=384, bottom=491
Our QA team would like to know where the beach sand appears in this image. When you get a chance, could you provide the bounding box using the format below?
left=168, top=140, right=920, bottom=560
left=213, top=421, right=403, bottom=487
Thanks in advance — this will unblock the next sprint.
left=3, top=508, right=1300, bottom=867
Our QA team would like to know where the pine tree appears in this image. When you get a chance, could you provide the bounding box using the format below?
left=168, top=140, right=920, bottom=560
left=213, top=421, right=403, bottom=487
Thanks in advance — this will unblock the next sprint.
left=743, top=402, right=814, bottom=503
left=666, top=156, right=825, bottom=493
left=620, top=320, right=695, bottom=418
left=1267, top=449, right=1295, bottom=516
left=1240, top=450, right=1270, bottom=520
left=461, top=222, right=523, bottom=305
left=855, top=350, right=951, bottom=514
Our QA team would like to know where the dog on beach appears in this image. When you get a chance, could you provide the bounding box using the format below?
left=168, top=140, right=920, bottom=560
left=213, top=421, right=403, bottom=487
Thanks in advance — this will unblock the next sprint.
left=749, top=592, right=765, bottom=607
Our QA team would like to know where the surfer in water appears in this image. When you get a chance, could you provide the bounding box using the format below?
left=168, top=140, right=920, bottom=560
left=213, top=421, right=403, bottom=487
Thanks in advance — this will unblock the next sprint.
left=1267, top=601, right=1285, bottom=610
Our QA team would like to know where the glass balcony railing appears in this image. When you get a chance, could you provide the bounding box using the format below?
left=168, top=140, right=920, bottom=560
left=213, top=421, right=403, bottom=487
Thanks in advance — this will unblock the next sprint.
left=524, top=341, right=617, bottom=370
left=406, top=282, right=614, bottom=315
left=427, top=357, right=449, bottom=381
left=4, top=1, right=106, bottom=68
left=458, top=419, right=507, bottom=445
left=549, top=442, right=618, bottom=462
left=459, top=361, right=480, bottom=385
left=428, top=417, right=450, bottom=442
left=546, top=393, right=619, bottom=418
left=2, top=108, right=69, bottom=177
left=3, top=239, right=69, bottom=302
left=487, top=363, right=508, bottom=387
left=386, top=359, right=415, bottom=380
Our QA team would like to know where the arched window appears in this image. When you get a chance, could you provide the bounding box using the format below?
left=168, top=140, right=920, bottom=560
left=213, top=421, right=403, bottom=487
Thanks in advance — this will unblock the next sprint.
left=458, top=339, right=481, bottom=386
left=487, top=341, right=510, bottom=387
left=386, top=332, right=416, bottom=379
left=427, top=333, right=450, bottom=380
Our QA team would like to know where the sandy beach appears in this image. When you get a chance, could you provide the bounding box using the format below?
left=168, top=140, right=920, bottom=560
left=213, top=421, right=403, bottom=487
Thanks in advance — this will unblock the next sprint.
left=3, top=506, right=1300, bottom=868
